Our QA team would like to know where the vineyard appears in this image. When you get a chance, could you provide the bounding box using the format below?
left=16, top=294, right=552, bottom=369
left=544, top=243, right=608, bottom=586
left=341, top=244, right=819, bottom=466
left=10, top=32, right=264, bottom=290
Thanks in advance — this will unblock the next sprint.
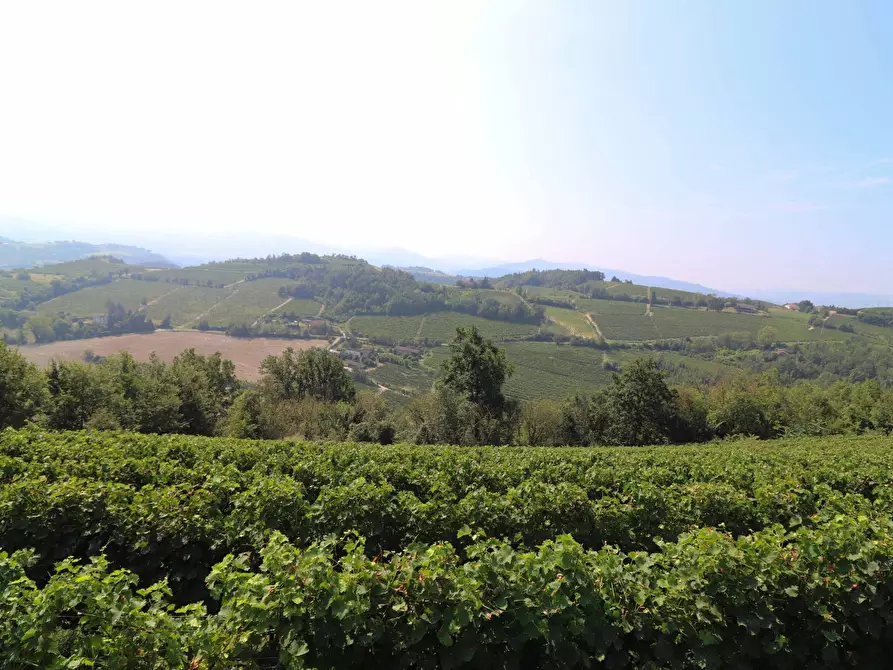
left=35, top=279, right=176, bottom=317
left=2, top=428, right=893, bottom=667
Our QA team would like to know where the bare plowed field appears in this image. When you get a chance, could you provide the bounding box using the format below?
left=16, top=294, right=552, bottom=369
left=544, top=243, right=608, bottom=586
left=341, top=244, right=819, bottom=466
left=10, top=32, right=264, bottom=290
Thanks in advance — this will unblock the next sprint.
left=20, top=332, right=328, bottom=381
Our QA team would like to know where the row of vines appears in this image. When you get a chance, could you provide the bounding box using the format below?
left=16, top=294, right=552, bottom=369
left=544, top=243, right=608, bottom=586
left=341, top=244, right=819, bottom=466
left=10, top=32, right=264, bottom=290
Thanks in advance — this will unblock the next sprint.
left=2, top=428, right=893, bottom=667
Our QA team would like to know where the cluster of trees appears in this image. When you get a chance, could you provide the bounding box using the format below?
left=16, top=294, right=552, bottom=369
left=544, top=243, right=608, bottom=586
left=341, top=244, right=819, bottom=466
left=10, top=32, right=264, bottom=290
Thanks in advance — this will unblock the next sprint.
left=6, top=301, right=157, bottom=345
left=224, top=318, right=333, bottom=339
left=859, top=308, right=893, bottom=328
left=2, top=346, right=238, bottom=435
left=268, top=262, right=544, bottom=323
left=497, top=268, right=606, bottom=290
left=6, top=326, right=893, bottom=447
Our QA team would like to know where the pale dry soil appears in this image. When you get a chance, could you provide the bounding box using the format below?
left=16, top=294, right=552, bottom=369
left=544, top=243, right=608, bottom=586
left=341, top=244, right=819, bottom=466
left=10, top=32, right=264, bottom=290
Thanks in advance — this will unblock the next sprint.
left=20, top=331, right=328, bottom=381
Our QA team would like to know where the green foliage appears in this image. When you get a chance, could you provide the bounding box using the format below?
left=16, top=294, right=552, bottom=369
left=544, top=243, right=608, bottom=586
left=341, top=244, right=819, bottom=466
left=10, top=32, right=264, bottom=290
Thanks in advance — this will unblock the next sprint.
left=599, top=358, right=680, bottom=446
left=440, top=326, right=514, bottom=411
left=4, top=430, right=893, bottom=666
left=43, top=350, right=239, bottom=435
left=0, top=341, right=48, bottom=428
left=260, top=347, right=356, bottom=403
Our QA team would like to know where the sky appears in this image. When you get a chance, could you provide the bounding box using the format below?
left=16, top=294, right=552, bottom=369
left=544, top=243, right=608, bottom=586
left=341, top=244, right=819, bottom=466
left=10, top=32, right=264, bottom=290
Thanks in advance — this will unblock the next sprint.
left=1, top=0, right=892, bottom=294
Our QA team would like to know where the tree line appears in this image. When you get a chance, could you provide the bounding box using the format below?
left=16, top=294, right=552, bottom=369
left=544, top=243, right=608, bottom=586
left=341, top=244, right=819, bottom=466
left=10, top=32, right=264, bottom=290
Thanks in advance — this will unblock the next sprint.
left=5, top=300, right=160, bottom=345
left=3, top=326, right=893, bottom=445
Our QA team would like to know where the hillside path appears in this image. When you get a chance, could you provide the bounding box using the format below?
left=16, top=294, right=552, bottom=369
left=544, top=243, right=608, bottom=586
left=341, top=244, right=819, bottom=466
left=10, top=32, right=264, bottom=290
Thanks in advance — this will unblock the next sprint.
left=252, top=297, right=293, bottom=327
left=193, top=287, right=239, bottom=322
left=139, top=286, right=181, bottom=311
left=584, top=313, right=604, bottom=341
left=415, top=316, right=427, bottom=338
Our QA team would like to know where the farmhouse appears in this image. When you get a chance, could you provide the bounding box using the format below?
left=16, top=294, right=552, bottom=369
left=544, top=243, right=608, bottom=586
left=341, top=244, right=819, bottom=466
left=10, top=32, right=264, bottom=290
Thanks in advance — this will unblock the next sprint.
left=340, top=348, right=375, bottom=363
left=784, top=303, right=799, bottom=311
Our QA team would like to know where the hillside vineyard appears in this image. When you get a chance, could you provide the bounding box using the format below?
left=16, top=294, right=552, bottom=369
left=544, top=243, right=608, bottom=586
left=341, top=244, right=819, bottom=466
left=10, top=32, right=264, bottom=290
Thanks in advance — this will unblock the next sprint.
left=9, top=254, right=893, bottom=402
left=2, top=428, right=893, bottom=667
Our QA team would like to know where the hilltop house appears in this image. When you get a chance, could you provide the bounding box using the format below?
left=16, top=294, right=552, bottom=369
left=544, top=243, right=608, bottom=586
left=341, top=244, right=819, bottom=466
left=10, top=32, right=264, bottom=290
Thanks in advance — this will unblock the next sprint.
left=784, top=303, right=799, bottom=311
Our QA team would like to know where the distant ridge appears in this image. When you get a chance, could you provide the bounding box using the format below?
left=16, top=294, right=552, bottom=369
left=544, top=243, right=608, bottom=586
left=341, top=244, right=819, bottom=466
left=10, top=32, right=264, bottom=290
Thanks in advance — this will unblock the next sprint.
left=454, top=258, right=726, bottom=297
left=0, top=237, right=175, bottom=270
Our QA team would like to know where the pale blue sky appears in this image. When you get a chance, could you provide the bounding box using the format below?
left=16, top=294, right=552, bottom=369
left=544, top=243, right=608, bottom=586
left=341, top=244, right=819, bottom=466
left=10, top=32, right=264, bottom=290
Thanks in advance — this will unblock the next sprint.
left=1, top=1, right=891, bottom=292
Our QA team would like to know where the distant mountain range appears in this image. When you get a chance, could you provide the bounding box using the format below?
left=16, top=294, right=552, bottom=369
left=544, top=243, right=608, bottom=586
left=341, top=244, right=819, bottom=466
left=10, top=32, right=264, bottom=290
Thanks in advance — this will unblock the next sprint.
left=0, top=236, right=174, bottom=270
left=3, top=216, right=891, bottom=308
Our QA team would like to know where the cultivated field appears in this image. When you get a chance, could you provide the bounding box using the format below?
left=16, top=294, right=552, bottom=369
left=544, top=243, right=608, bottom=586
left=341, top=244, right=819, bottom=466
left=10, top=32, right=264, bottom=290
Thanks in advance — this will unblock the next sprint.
left=348, top=315, right=424, bottom=341
left=465, top=288, right=524, bottom=306
left=419, top=312, right=541, bottom=342
left=19, top=331, right=328, bottom=380
left=425, top=341, right=629, bottom=400
left=142, top=285, right=234, bottom=326
left=284, top=298, right=324, bottom=317
left=37, top=257, right=141, bottom=277
left=36, top=280, right=176, bottom=316
left=199, top=278, right=299, bottom=326
left=649, top=305, right=767, bottom=339
left=544, top=306, right=597, bottom=338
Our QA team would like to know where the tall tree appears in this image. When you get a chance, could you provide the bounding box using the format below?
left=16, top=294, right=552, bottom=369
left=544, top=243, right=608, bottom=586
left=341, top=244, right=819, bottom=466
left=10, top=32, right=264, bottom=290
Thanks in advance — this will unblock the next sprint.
left=260, top=347, right=355, bottom=403
left=170, top=349, right=239, bottom=435
left=0, top=341, right=47, bottom=429
left=601, top=358, right=680, bottom=446
left=439, top=326, right=514, bottom=412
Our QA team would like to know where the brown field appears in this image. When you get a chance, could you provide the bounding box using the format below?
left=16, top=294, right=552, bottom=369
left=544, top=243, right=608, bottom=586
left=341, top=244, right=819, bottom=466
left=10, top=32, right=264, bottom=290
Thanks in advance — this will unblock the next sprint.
left=19, top=331, right=329, bottom=381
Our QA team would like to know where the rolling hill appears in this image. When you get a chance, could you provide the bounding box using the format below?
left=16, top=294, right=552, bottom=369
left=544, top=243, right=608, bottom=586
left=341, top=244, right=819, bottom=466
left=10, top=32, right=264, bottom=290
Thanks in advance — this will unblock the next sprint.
left=0, top=236, right=174, bottom=270
left=9, top=251, right=893, bottom=401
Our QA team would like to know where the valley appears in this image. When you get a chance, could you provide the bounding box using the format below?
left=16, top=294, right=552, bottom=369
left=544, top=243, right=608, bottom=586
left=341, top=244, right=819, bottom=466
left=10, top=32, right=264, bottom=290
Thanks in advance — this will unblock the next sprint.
left=4, top=252, right=893, bottom=399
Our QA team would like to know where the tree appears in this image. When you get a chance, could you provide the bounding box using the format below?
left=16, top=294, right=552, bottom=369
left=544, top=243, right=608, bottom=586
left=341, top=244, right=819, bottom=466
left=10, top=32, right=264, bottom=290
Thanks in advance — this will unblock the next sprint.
left=797, top=300, right=815, bottom=314
left=601, top=358, right=680, bottom=446
left=757, top=326, right=779, bottom=349
left=439, top=326, right=514, bottom=412
left=0, top=341, right=47, bottom=429
left=223, top=389, right=265, bottom=438
left=44, top=360, right=109, bottom=430
left=169, top=349, right=239, bottom=435
left=260, top=347, right=355, bottom=403
left=26, top=316, right=56, bottom=343
left=519, top=399, right=561, bottom=446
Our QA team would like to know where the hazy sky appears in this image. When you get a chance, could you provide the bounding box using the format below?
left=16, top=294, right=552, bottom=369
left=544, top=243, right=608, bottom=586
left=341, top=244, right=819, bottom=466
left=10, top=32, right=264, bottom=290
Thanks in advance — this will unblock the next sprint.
left=1, top=1, right=892, bottom=292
